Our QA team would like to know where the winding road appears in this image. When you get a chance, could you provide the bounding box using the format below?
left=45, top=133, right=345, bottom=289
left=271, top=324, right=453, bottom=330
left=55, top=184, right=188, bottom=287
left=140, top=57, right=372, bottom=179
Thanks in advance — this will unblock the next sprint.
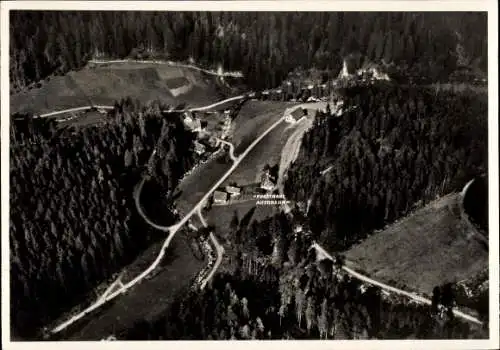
left=196, top=208, right=225, bottom=291
left=200, top=233, right=224, bottom=290
left=37, top=95, right=245, bottom=120
left=216, top=139, right=237, bottom=162
left=272, top=105, right=484, bottom=327
left=51, top=109, right=286, bottom=334
left=40, top=62, right=485, bottom=335
left=312, top=243, right=483, bottom=325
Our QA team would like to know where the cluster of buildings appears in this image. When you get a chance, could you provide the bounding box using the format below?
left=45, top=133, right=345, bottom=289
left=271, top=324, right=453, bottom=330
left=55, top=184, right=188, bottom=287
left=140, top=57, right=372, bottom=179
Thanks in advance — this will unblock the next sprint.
left=210, top=168, right=278, bottom=205
left=212, top=185, right=242, bottom=205
left=260, top=167, right=277, bottom=192
left=338, top=59, right=391, bottom=83
left=183, top=111, right=219, bottom=156
left=285, top=108, right=306, bottom=124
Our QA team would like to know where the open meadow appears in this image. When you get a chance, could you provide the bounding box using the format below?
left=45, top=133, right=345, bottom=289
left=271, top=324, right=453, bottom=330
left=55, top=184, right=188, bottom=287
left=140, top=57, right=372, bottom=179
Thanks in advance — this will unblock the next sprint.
left=64, top=232, right=204, bottom=340
left=230, top=100, right=296, bottom=155
left=11, top=62, right=226, bottom=116
left=345, top=193, right=488, bottom=297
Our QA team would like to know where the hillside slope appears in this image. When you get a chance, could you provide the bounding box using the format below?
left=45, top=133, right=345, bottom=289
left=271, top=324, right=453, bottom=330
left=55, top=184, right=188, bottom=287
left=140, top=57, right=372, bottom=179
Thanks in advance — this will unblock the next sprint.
left=10, top=62, right=225, bottom=116
left=344, top=193, right=488, bottom=295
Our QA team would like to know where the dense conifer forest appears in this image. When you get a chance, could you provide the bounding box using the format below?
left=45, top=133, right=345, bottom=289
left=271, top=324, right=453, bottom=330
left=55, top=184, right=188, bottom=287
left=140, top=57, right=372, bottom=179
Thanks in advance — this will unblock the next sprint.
left=285, top=84, right=487, bottom=251
left=9, top=10, right=489, bottom=341
left=9, top=100, right=195, bottom=338
left=10, top=12, right=486, bottom=91
left=119, top=238, right=486, bottom=340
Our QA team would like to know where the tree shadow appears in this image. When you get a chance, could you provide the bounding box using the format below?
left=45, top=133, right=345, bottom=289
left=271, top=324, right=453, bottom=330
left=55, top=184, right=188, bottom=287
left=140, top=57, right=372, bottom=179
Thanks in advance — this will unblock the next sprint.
left=239, top=206, right=257, bottom=229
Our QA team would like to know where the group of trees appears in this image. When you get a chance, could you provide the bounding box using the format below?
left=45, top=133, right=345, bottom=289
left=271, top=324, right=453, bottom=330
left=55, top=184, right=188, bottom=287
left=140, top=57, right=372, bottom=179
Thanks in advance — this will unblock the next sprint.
left=118, top=179, right=486, bottom=340
left=119, top=228, right=485, bottom=340
left=285, top=84, right=487, bottom=251
left=11, top=12, right=486, bottom=91
left=10, top=99, right=195, bottom=338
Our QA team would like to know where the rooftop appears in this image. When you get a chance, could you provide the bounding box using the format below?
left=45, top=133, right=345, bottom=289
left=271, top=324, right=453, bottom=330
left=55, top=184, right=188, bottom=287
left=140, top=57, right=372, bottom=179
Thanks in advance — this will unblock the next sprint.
left=213, top=190, right=228, bottom=202
left=225, top=186, right=241, bottom=195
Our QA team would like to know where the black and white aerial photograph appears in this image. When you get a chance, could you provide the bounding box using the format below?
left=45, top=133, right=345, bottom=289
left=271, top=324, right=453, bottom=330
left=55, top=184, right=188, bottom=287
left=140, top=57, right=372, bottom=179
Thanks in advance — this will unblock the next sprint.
left=1, top=1, right=498, bottom=348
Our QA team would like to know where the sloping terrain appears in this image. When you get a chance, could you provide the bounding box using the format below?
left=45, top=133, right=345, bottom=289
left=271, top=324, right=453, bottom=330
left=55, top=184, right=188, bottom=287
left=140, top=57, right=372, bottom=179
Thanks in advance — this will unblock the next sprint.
left=223, top=121, right=291, bottom=186
left=62, top=233, right=204, bottom=340
left=10, top=62, right=225, bottom=116
left=230, top=101, right=296, bottom=154
left=345, top=193, right=488, bottom=296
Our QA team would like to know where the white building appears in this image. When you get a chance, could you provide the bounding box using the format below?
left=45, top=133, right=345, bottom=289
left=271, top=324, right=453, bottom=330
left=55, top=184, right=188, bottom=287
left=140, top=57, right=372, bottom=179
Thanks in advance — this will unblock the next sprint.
left=225, top=186, right=241, bottom=198
left=193, top=140, right=206, bottom=155
left=285, top=108, right=305, bottom=123
left=213, top=190, right=228, bottom=204
left=260, top=171, right=276, bottom=192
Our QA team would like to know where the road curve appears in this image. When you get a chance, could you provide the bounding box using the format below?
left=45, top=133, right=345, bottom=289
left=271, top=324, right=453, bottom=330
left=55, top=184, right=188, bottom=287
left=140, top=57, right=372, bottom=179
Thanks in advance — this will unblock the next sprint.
left=197, top=209, right=208, bottom=228
left=36, top=95, right=245, bottom=120
left=200, top=232, right=224, bottom=290
left=196, top=209, right=225, bottom=290
left=216, top=139, right=237, bottom=162
left=312, top=243, right=483, bottom=325
left=186, top=95, right=245, bottom=112
left=461, top=179, right=476, bottom=197
left=51, top=115, right=286, bottom=334
left=134, top=178, right=178, bottom=233
left=459, top=178, right=488, bottom=246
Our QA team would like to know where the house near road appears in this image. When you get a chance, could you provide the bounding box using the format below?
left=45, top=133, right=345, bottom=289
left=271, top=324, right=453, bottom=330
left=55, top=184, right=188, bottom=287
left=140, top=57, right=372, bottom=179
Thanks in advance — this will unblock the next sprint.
left=193, top=140, right=206, bottom=155
left=183, top=111, right=202, bottom=132
left=225, top=185, right=241, bottom=198
left=213, top=190, right=228, bottom=205
left=285, top=107, right=305, bottom=123
left=166, top=76, right=192, bottom=97
left=260, top=169, right=276, bottom=192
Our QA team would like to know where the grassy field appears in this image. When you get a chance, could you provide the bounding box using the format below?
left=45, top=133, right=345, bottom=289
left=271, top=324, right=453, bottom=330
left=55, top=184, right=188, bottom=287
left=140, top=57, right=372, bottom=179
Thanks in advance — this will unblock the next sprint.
left=174, top=155, right=233, bottom=215
left=11, top=62, right=225, bottom=116
left=206, top=200, right=280, bottom=242
left=230, top=100, right=296, bottom=155
left=57, top=110, right=111, bottom=129
left=344, top=193, right=488, bottom=296
left=66, top=232, right=204, bottom=340
left=223, top=120, right=292, bottom=187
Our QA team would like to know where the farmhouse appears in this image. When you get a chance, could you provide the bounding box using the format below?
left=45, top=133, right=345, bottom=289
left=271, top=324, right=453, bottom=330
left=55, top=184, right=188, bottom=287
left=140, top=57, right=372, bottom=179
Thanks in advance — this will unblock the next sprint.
left=213, top=190, right=228, bottom=204
left=285, top=108, right=305, bottom=123
left=193, top=140, right=206, bottom=155
left=166, top=76, right=192, bottom=97
left=225, top=185, right=241, bottom=198
left=260, top=170, right=276, bottom=192
left=183, top=112, right=202, bottom=132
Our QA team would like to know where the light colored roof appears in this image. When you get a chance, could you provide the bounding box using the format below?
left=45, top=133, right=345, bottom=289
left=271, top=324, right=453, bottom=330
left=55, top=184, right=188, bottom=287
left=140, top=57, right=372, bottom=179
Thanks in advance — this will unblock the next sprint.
left=290, top=108, right=304, bottom=118
left=225, top=186, right=241, bottom=194
left=194, top=140, right=206, bottom=154
left=213, top=191, right=228, bottom=202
